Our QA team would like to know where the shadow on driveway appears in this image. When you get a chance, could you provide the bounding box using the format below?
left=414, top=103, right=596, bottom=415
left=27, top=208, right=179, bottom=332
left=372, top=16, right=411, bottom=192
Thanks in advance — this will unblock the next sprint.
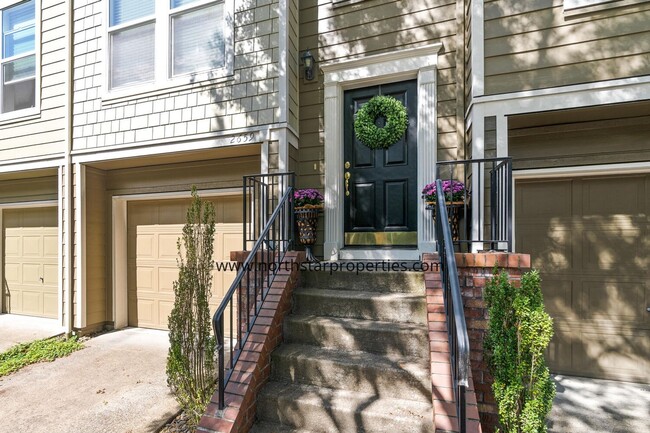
left=0, top=328, right=180, bottom=433
left=548, top=374, right=650, bottom=433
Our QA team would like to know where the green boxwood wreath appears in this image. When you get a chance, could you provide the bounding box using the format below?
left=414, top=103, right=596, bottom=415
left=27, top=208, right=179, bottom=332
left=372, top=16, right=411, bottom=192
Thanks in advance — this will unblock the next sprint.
left=354, top=95, right=408, bottom=149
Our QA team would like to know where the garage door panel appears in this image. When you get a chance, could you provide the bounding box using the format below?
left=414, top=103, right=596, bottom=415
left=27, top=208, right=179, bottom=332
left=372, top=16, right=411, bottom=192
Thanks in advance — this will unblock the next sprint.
left=4, top=235, right=20, bottom=256
left=22, top=236, right=42, bottom=257
left=516, top=180, right=572, bottom=218
left=158, top=234, right=180, bottom=260
left=541, top=278, right=577, bottom=321
left=136, top=234, right=155, bottom=258
left=21, top=291, right=42, bottom=316
left=22, top=264, right=41, bottom=284
left=136, top=267, right=155, bottom=292
left=158, top=301, right=174, bottom=328
left=43, top=264, right=58, bottom=285
left=43, top=293, right=58, bottom=317
left=582, top=228, right=642, bottom=271
left=519, top=225, right=573, bottom=272
left=573, top=329, right=648, bottom=381
left=136, top=299, right=156, bottom=325
left=582, top=176, right=646, bottom=216
left=44, top=235, right=58, bottom=257
left=4, top=263, right=20, bottom=284
left=581, top=280, right=645, bottom=323
left=158, top=267, right=178, bottom=294
left=546, top=326, right=573, bottom=374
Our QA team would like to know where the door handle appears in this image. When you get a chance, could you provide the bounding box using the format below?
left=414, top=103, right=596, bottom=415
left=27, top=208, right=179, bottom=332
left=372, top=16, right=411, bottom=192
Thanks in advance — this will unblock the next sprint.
left=40, top=277, right=44, bottom=283
left=344, top=172, right=351, bottom=197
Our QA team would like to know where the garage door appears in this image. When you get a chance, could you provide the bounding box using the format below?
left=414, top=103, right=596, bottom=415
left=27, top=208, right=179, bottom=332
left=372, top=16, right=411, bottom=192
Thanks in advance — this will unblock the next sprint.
left=127, top=196, right=242, bottom=330
left=2, top=207, right=58, bottom=318
left=516, top=175, right=649, bottom=382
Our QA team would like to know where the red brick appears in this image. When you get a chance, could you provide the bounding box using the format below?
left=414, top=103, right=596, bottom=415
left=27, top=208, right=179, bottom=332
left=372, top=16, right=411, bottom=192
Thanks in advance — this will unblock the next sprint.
left=427, top=303, right=446, bottom=313
left=429, top=331, right=448, bottom=342
left=435, top=414, right=459, bottom=431
left=430, top=340, right=450, bottom=353
left=199, top=415, right=234, bottom=433
left=430, top=362, right=453, bottom=375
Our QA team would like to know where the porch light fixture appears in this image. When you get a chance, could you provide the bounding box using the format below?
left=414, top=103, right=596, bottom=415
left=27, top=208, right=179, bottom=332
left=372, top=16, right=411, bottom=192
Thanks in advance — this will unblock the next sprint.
left=301, top=49, right=315, bottom=81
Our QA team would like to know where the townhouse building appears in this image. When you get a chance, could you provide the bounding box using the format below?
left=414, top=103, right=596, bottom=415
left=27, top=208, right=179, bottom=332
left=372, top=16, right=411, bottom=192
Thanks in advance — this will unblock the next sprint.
left=0, top=0, right=647, bottom=409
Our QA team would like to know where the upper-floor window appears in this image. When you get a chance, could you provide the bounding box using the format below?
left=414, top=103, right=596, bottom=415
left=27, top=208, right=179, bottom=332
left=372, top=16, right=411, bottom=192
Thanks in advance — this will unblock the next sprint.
left=107, top=0, right=230, bottom=92
left=1, top=0, right=36, bottom=114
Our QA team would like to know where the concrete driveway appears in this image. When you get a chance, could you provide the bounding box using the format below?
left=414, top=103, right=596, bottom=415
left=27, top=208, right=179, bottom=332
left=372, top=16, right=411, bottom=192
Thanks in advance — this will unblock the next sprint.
left=548, top=374, right=650, bottom=433
left=0, top=314, right=63, bottom=352
left=0, top=328, right=180, bottom=433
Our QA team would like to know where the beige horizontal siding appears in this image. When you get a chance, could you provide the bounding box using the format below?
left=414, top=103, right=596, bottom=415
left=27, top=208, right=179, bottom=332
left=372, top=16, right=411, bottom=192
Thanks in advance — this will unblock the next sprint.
left=510, top=103, right=650, bottom=169
left=484, top=0, right=650, bottom=94
left=0, top=0, right=67, bottom=162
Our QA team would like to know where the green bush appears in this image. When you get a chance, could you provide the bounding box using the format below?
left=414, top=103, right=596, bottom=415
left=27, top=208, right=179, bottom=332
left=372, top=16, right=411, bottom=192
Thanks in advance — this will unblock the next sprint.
left=166, top=187, right=217, bottom=426
left=484, top=269, right=556, bottom=433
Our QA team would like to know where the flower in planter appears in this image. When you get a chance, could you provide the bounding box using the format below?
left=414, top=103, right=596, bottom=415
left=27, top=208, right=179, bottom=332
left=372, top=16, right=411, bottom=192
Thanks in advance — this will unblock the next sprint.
left=422, top=180, right=466, bottom=203
left=293, top=188, right=324, bottom=208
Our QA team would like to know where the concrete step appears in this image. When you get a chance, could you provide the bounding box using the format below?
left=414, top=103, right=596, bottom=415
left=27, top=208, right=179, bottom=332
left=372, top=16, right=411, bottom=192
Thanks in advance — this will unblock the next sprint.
left=300, top=270, right=425, bottom=294
left=270, top=344, right=432, bottom=404
left=284, top=314, right=429, bottom=358
left=249, top=421, right=316, bottom=433
left=257, top=381, right=435, bottom=433
left=293, top=288, right=427, bottom=324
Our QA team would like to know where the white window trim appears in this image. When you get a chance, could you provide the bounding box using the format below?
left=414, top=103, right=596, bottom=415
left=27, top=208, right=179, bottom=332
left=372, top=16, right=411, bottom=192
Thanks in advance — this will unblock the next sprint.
left=102, top=0, right=234, bottom=101
left=0, top=0, right=41, bottom=122
left=564, top=0, right=650, bottom=15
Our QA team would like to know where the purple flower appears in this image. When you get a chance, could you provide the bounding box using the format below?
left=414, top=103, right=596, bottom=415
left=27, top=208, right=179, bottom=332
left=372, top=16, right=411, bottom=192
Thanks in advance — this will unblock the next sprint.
left=293, top=188, right=324, bottom=207
left=421, top=180, right=466, bottom=202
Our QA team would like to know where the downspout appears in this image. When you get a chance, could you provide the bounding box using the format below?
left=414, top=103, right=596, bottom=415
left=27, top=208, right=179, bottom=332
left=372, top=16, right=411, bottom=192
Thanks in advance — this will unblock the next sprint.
left=64, top=0, right=74, bottom=335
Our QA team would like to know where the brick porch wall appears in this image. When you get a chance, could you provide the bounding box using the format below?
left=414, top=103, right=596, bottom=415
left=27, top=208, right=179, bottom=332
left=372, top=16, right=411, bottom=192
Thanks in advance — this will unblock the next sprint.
left=197, top=251, right=305, bottom=433
left=423, top=252, right=531, bottom=433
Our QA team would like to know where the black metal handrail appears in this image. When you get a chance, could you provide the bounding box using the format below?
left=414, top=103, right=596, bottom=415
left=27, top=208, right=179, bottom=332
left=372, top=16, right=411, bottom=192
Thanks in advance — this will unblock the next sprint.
left=434, top=179, right=470, bottom=433
left=436, top=157, right=513, bottom=252
left=212, top=173, right=294, bottom=410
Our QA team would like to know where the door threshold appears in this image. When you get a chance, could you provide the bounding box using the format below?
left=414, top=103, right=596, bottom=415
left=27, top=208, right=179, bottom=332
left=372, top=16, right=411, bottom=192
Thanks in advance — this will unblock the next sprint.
left=339, top=248, right=421, bottom=261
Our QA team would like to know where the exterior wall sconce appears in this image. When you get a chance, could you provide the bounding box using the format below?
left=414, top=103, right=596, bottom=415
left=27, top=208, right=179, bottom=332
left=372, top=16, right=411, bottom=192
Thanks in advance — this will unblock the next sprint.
left=301, top=49, right=315, bottom=81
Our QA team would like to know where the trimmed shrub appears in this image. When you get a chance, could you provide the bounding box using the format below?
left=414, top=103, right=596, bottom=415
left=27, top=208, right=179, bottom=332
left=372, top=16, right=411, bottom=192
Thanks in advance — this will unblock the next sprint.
left=166, top=187, right=217, bottom=426
left=485, top=269, right=556, bottom=433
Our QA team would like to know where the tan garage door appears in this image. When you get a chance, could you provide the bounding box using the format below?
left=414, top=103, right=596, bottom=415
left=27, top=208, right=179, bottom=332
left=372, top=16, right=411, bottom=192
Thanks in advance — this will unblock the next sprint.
left=2, top=207, right=58, bottom=318
left=127, top=196, right=242, bottom=330
left=516, top=175, right=649, bottom=382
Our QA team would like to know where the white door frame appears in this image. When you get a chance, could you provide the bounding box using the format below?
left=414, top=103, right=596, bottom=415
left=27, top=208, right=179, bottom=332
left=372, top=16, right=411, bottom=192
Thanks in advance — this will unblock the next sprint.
left=320, top=43, right=442, bottom=261
left=111, top=188, right=240, bottom=329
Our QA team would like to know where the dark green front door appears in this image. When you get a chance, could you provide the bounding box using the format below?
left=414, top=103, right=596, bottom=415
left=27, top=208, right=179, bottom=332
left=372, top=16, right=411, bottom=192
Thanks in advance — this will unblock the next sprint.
left=344, top=80, right=418, bottom=247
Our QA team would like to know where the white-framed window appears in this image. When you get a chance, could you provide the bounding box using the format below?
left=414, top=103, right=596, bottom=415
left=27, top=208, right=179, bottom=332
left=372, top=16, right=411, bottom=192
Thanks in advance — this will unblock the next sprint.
left=1, top=0, right=37, bottom=116
left=106, top=0, right=233, bottom=95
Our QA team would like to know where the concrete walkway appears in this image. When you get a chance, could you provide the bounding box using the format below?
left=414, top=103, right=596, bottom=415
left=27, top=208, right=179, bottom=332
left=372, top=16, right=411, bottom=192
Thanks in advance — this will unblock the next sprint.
left=548, top=374, right=650, bottom=433
left=0, top=314, right=63, bottom=352
left=0, top=328, right=179, bottom=433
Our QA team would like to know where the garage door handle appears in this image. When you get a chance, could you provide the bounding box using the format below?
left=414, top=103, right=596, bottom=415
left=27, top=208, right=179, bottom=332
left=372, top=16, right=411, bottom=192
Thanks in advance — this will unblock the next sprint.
left=647, top=307, right=650, bottom=313
left=40, top=277, right=44, bottom=283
